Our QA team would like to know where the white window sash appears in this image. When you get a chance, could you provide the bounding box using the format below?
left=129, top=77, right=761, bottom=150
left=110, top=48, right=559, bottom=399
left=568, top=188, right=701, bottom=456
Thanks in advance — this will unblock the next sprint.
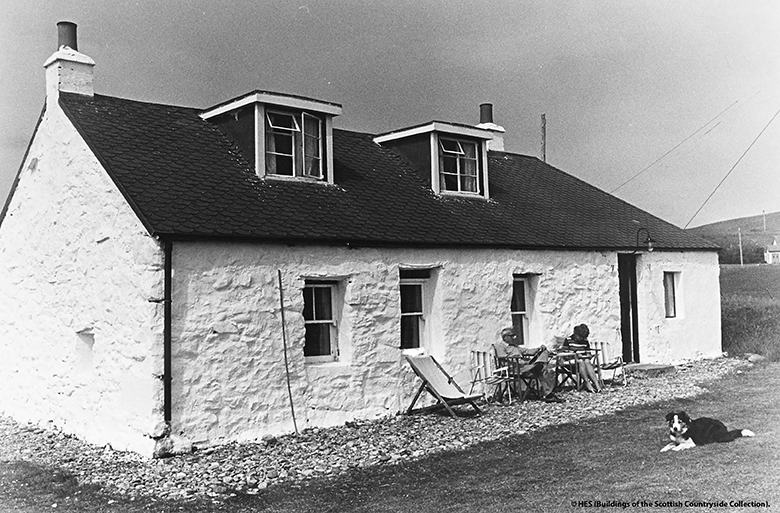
left=400, top=279, right=425, bottom=348
left=265, top=110, right=324, bottom=179
left=304, top=284, right=338, bottom=361
left=266, top=112, right=301, bottom=132
left=438, top=137, right=480, bottom=194
left=302, top=113, right=323, bottom=178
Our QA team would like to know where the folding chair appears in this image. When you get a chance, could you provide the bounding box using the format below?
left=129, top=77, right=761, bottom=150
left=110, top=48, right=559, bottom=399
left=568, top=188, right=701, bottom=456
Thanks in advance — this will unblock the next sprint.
left=554, top=351, right=579, bottom=391
left=470, top=350, right=513, bottom=404
left=554, top=350, right=602, bottom=391
left=405, top=354, right=483, bottom=418
left=593, top=336, right=626, bottom=386
left=494, top=346, right=545, bottom=402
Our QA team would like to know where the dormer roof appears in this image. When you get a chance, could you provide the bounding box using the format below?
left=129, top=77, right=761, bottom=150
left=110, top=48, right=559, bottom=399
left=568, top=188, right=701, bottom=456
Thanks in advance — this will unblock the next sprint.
left=373, top=121, right=493, bottom=144
left=53, top=91, right=717, bottom=251
left=200, top=90, right=343, bottom=119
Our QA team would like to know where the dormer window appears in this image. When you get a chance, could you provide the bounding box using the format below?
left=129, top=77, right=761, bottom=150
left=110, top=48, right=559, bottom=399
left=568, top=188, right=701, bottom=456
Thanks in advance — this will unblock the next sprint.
left=265, top=110, right=323, bottom=178
left=201, top=91, right=342, bottom=184
left=439, top=138, right=478, bottom=193
left=374, top=121, right=492, bottom=199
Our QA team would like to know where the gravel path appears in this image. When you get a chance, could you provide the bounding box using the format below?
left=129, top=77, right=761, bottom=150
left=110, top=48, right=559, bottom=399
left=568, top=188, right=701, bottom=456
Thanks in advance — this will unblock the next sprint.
left=0, top=356, right=754, bottom=503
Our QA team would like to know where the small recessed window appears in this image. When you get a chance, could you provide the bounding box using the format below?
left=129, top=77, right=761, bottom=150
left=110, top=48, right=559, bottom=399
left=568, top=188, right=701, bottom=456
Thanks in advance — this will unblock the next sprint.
left=399, top=269, right=432, bottom=349
left=510, top=277, right=528, bottom=345
left=266, top=110, right=323, bottom=179
left=663, top=272, right=678, bottom=318
left=439, top=138, right=479, bottom=194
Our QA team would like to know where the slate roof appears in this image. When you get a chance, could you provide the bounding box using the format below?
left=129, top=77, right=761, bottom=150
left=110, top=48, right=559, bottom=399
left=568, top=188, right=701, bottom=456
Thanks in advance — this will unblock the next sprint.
left=57, top=92, right=716, bottom=251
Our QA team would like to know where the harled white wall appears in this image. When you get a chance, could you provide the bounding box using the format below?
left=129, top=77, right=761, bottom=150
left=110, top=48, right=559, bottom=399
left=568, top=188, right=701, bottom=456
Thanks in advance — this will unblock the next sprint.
left=636, top=250, right=722, bottom=363
left=170, top=243, right=721, bottom=447
left=0, top=104, right=165, bottom=456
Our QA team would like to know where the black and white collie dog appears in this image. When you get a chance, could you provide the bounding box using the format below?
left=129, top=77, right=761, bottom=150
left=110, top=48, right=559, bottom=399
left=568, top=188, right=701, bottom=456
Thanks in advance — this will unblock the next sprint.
left=661, top=411, right=755, bottom=452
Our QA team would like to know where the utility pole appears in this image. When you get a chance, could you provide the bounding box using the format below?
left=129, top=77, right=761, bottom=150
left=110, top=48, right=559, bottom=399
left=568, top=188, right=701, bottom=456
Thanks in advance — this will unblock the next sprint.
left=541, top=113, right=546, bottom=162
left=738, top=227, right=744, bottom=267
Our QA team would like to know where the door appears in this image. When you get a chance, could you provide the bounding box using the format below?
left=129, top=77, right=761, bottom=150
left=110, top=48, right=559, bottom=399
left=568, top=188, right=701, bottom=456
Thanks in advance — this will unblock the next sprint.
left=618, top=254, right=640, bottom=363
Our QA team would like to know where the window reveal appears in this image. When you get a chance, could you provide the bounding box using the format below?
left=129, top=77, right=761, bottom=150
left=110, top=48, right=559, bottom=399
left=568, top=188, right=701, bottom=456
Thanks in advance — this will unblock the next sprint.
left=663, top=272, right=677, bottom=318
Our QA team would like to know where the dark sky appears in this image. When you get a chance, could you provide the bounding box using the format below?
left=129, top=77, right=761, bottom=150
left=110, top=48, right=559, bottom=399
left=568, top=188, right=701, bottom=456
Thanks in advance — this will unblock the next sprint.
left=2, top=0, right=778, bottom=227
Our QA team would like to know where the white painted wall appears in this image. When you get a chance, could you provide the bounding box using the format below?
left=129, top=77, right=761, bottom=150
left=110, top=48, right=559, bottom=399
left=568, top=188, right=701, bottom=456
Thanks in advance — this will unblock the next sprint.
left=636, top=251, right=722, bottom=363
left=0, top=103, right=165, bottom=456
left=170, top=242, right=721, bottom=446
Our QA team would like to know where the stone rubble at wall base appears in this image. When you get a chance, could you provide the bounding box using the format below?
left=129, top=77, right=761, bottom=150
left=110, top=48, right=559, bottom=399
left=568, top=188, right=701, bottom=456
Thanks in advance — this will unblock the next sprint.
left=0, top=356, right=755, bottom=502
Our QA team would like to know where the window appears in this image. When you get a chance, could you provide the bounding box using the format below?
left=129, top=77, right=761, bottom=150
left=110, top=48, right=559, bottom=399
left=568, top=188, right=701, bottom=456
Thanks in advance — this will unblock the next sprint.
left=510, top=277, right=528, bottom=345
left=439, top=137, right=478, bottom=193
left=663, top=272, right=678, bottom=318
left=265, top=110, right=323, bottom=178
left=303, top=281, right=338, bottom=362
left=400, top=269, right=431, bottom=349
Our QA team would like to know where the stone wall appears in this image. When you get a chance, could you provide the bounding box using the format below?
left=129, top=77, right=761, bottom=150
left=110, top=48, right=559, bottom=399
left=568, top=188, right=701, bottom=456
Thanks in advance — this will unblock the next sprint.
left=0, top=104, right=165, bottom=456
left=169, top=243, right=721, bottom=447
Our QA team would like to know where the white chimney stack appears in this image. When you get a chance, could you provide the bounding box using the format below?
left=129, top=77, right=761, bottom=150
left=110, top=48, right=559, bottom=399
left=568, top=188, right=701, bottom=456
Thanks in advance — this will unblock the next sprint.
left=43, top=21, right=95, bottom=103
left=475, top=103, right=505, bottom=151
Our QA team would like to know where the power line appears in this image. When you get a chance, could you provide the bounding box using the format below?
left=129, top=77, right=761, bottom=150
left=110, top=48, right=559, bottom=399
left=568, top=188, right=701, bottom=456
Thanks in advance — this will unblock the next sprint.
left=684, top=106, right=780, bottom=229
left=611, top=100, right=739, bottom=193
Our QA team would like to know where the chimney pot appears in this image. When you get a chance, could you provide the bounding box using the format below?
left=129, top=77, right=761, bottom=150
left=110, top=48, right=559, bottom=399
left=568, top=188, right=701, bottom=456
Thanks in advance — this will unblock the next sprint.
left=479, top=103, right=493, bottom=124
left=57, top=21, right=78, bottom=50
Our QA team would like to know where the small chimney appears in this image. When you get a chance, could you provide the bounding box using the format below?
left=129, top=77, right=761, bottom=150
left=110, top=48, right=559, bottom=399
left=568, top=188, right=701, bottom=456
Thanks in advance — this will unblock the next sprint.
left=475, top=103, right=505, bottom=151
left=43, top=21, right=95, bottom=103
left=479, top=103, right=494, bottom=124
left=57, top=21, right=78, bottom=50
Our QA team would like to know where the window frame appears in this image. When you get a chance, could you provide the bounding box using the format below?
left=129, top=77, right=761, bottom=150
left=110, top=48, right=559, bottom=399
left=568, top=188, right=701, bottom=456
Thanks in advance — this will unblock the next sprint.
left=400, top=278, right=426, bottom=349
left=438, top=136, right=480, bottom=195
left=510, top=276, right=529, bottom=345
left=265, top=108, right=324, bottom=180
left=302, top=281, right=339, bottom=363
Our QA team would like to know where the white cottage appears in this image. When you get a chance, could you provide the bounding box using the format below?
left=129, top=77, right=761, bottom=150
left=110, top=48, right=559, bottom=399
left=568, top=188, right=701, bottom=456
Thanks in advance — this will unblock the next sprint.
left=765, top=238, right=780, bottom=264
left=0, top=23, right=722, bottom=457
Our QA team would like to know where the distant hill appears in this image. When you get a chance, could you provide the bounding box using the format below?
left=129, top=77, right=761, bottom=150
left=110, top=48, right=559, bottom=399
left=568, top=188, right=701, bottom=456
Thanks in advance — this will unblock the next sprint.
left=687, top=211, right=780, bottom=264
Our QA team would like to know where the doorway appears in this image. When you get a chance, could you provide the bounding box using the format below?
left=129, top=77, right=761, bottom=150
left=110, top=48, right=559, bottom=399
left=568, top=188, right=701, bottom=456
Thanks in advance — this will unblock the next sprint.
left=618, top=254, right=640, bottom=363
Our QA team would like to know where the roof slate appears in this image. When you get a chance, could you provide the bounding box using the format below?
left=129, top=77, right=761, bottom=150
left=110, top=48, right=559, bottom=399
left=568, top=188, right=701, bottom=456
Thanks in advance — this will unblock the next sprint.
left=58, top=92, right=716, bottom=251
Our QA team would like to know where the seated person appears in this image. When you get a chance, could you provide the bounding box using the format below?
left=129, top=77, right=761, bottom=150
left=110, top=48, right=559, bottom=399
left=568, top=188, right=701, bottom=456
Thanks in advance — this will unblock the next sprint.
left=562, top=323, right=602, bottom=393
left=496, top=327, right=563, bottom=403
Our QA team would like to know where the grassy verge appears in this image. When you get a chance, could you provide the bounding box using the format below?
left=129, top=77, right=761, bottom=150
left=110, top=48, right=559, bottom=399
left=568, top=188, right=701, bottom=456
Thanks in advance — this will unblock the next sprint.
left=2, top=362, right=778, bottom=512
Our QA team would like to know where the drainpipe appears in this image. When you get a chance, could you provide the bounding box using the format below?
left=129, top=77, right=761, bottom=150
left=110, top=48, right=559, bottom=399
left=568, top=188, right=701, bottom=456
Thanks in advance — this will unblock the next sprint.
left=163, top=240, right=172, bottom=423
left=154, top=239, right=191, bottom=457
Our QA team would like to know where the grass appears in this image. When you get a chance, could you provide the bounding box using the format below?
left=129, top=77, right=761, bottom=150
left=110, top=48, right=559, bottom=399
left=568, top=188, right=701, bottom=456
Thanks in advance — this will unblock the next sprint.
left=721, top=295, right=780, bottom=361
left=2, top=363, right=779, bottom=512
left=720, top=264, right=780, bottom=300
left=720, top=264, right=780, bottom=361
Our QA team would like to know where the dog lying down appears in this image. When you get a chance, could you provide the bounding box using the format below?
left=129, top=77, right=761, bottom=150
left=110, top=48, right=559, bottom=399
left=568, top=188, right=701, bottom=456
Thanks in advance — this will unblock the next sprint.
left=661, top=411, right=755, bottom=452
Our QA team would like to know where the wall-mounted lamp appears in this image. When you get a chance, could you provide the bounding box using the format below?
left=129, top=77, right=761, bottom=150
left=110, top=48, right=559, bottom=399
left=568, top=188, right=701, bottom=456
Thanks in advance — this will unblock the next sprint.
left=636, top=227, right=655, bottom=252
